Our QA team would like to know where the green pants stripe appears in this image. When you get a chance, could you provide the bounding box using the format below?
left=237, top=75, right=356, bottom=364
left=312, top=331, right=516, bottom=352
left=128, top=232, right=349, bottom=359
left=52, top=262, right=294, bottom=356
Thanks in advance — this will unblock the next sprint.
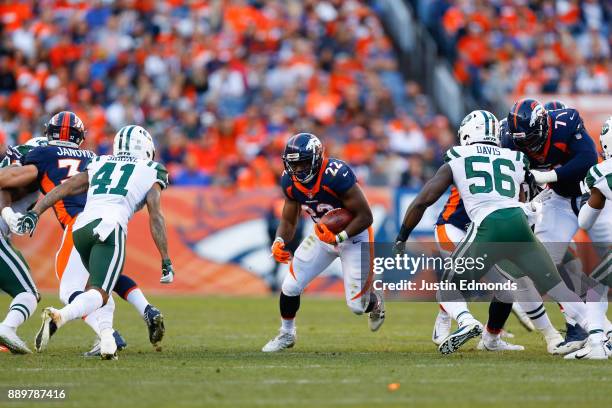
left=0, top=235, right=37, bottom=297
left=445, top=207, right=562, bottom=294
left=73, top=219, right=127, bottom=293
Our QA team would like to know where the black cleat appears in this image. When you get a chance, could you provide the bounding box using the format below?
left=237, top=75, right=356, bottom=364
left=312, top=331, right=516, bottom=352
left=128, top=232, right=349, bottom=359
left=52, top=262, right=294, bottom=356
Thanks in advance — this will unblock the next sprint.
left=143, top=305, right=165, bottom=349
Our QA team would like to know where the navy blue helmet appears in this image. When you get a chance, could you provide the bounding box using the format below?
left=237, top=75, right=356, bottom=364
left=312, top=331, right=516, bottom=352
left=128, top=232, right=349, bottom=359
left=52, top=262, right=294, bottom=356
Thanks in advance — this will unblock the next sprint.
left=543, top=100, right=567, bottom=111
left=45, top=111, right=86, bottom=148
left=507, top=99, right=548, bottom=154
left=282, top=133, right=323, bottom=183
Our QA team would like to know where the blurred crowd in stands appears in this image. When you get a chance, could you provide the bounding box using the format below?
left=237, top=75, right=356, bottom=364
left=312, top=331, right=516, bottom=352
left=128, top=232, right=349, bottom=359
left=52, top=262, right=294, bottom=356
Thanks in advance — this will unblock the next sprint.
left=416, top=0, right=611, bottom=105
left=0, top=0, right=454, bottom=189
left=0, top=1, right=609, bottom=189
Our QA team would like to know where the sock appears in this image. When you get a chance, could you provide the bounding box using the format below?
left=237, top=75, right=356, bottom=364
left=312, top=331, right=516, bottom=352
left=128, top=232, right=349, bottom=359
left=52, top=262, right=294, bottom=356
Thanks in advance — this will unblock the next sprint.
left=279, top=292, right=299, bottom=332
left=520, top=302, right=556, bottom=333
left=126, top=289, right=149, bottom=317
left=585, top=286, right=606, bottom=342
left=87, top=295, right=116, bottom=334
left=115, top=275, right=149, bottom=317
left=455, top=310, right=476, bottom=327
left=59, top=290, right=104, bottom=324
left=2, top=292, right=38, bottom=329
left=487, top=300, right=512, bottom=335
left=439, top=299, right=471, bottom=324
left=83, top=314, right=101, bottom=337
left=482, top=328, right=498, bottom=342
left=547, top=283, right=588, bottom=331
left=558, top=303, right=578, bottom=326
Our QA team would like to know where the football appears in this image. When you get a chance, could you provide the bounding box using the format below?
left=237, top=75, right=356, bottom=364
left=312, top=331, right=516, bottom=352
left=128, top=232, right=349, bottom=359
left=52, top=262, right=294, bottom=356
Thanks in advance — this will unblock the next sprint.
left=320, top=208, right=354, bottom=234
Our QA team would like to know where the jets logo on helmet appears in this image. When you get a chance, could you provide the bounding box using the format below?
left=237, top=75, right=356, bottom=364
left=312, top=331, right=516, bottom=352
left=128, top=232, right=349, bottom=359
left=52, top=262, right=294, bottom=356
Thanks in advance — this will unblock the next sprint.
left=45, top=111, right=85, bottom=148
left=1, top=137, right=49, bottom=168
left=601, top=117, right=612, bottom=160
left=282, top=133, right=324, bottom=183
left=458, top=110, right=500, bottom=146
left=113, top=125, right=155, bottom=160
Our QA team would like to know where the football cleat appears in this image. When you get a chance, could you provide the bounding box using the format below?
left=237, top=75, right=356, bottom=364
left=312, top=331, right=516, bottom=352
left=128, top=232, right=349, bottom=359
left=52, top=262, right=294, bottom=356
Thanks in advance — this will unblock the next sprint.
left=511, top=303, right=535, bottom=332
left=83, top=331, right=127, bottom=358
left=143, top=305, right=165, bottom=349
left=262, top=331, right=296, bottom=353
left=34, top=307, right=61, bottom=352
left=368, top=292, right=385, bottom=332
left=0, top=323, right=32, bottom=354
left=477, top=336, right=525, bottom=352
left=432, top=309, right=452, bottom=345
left=438, top=320, right=483, bottom=355
left=553, top=323, right=588, bottom=355
left=99, top=330, right=118, bottom=360
left=564, top=339, right=611, bottom=360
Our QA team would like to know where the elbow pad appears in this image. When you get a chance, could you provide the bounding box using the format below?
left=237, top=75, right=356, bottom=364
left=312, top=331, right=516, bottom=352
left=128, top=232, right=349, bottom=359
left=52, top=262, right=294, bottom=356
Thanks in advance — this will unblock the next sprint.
left=578, top=203, right=601, bottom=230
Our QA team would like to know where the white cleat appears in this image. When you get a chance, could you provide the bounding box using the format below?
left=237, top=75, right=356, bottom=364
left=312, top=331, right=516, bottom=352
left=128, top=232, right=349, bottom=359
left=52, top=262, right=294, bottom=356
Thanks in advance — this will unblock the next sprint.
left=262, top=331, right=296, bottom=353
left=99, top=330, right=118, bottom=360
left=35, top=307, right=62, bottom=352
left=564, top=339, right=611, bottom=360
left=438, top=320, right=483, bottom=355
left=511, top=303, right=535, bottom=332
left=432, top=309, right=452, bottom=345
left=551, top=338, right=586, bottom=355
left=0, top=323, right=32, bottom=354
left=477, top=336, right=525, bottom=352
left=368, top=293, right=385, bottom=332
left=544, top=331, right=566, bottom=354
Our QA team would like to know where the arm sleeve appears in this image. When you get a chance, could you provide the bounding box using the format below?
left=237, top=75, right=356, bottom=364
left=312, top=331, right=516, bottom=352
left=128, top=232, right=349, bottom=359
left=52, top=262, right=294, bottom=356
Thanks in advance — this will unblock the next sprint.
left=553, top=129, right=598, bottom=184
left=154, top=163, right=169, bottom=189
left=578, top=202, right=601, bottom=230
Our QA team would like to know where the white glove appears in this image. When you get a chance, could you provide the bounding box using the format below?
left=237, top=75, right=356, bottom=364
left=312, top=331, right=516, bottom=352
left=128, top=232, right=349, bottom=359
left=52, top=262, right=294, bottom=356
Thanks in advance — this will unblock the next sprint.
left=530, top=170, right=558, bottom=185
left=1, top=208, right=24, bottom=235
left=521, top=188, right=551, bottom=227
left=531, top=188, right=554, bottom=205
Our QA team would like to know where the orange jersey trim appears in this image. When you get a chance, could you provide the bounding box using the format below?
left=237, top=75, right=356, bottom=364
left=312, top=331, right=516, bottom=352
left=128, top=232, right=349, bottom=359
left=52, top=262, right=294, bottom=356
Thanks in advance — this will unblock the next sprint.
left=55, top=220, right=75, bottom=280
left=292, top=158, right=328, bottom=198
left=435, top=224, right=456, bottom=253
left=441, top=187, right=460, bottom=221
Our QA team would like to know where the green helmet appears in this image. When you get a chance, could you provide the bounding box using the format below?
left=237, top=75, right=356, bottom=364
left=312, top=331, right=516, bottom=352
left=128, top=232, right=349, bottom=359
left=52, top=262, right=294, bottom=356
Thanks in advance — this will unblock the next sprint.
left=0, top=137, right=48, bottom=168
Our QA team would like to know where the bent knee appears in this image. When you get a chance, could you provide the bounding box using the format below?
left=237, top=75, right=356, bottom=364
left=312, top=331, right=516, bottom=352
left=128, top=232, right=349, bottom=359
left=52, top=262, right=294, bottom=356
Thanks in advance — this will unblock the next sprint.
left=281, top=278, right=303, bottom=297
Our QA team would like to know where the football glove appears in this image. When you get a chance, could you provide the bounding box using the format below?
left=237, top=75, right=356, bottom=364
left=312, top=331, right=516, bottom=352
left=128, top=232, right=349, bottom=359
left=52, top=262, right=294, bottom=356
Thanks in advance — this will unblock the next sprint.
left=314, top=223, right=348, bottom=245
left=17, top=210, right=39, bottom=236
left=1, top=208, right=23, bottom=235
left=271, top=238, right=291, bottom=264
left=530, top=169, right=557, bottom=185
left=160, top=259, right=174, bottom=284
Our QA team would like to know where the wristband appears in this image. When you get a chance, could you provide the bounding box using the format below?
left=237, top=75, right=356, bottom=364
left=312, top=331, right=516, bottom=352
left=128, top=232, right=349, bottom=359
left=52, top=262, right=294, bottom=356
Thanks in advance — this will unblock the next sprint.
left=273, top=237, right=285, bottom=245
left=336, top=230, right=349, bottom=243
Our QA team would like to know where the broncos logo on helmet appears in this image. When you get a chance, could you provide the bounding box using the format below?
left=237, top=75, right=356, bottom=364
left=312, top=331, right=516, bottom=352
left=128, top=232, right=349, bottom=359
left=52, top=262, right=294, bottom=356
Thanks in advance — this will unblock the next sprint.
left=507, top=98, right=549, bottom=154
left=282, top=133, right=324, bottom=183
left=45, top=111, right=86, bottom=148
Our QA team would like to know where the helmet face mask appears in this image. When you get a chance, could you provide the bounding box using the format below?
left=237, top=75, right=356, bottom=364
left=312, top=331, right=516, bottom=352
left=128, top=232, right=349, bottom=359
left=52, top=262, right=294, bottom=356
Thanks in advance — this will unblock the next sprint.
left=601, top=117, right=612, bottom=160
left=282, top=133, right=323, bottom=183
left=508, top=99, right=548, bottom=154
left=458, top=110, right=500, bottom=147
left=113, top=125, right=155, bottom=160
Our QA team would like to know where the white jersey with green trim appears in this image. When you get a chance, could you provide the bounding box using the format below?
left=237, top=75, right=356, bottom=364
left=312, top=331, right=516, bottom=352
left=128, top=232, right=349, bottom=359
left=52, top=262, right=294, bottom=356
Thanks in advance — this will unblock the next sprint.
left=585, top=159, right=612, bottom=201
left=74, top=154, right=168, bottom=240
left=444, top=144, right=529, bottom=226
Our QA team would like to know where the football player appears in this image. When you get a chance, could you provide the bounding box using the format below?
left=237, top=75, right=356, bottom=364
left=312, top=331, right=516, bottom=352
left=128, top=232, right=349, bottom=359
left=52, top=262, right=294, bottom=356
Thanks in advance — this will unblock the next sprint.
left=262, top=133, right=384, bottom=352
left=16, top=124, right=174, bottom=359
left=507, top=99, right=599, bottom=350
left=395, top=110, right=606, bottom=358
left=0, top=138, right=47, bottom=353
left=567, top=117, right=612, bottom=359
left=0, top=114, right=165, bottom=353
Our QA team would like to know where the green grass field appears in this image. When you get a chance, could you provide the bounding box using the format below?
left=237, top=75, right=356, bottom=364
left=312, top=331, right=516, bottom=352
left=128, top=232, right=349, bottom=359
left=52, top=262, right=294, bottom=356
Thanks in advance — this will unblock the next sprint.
left=1, top=295, right=611, bottom=408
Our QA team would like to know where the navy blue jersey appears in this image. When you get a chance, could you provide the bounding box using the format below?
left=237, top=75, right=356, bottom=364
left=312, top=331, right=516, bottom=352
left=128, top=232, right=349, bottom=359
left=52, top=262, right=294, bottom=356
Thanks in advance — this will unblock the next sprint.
left=435, top=186, right=471, bottom=231
left=281, top=157, right=356, bottom=222
left=510, top=108, right=598, bottom=197
left=22, top=145, right=96, bottom=228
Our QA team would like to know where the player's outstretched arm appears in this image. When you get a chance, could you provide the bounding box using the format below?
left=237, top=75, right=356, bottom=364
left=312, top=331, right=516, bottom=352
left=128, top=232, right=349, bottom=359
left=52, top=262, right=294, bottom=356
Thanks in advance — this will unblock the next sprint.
left=271, top=199, right=300, bottom=264
left=146, top=183, right=174, bottom=283
left=16, top=171, right=89, bottom=236
left=338, top=183, right=373, bottom=238
left=0, top=164, right=38, bottom=189
left=396, top=164, right=453, bottom=243
left=578, top=187, right=605, bottom=230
